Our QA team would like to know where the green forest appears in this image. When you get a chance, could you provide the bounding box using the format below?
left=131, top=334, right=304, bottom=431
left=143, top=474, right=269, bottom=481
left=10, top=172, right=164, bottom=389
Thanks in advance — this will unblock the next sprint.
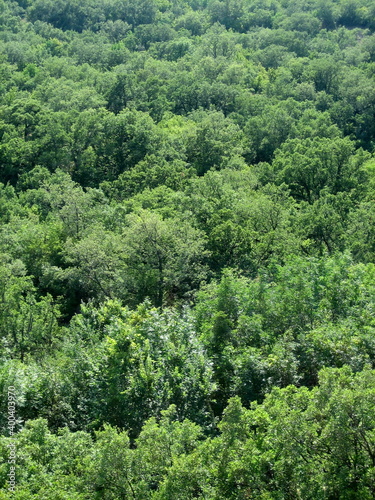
left=1, top=0, right=375, bottom=497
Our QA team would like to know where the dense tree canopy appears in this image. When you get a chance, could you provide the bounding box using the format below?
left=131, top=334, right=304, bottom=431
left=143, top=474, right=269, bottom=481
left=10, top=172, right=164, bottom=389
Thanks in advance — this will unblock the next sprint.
left=1, top=0, right=375, bottom=497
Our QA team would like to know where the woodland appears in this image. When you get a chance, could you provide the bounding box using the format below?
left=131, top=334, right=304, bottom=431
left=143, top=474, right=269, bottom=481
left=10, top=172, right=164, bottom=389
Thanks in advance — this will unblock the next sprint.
left=1, top=0, right=375, bottom=498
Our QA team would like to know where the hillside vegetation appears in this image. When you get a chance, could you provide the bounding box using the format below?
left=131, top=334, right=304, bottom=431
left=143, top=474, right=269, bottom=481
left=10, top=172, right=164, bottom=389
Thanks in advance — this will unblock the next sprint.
left=1, top=0, right=375, bottom=498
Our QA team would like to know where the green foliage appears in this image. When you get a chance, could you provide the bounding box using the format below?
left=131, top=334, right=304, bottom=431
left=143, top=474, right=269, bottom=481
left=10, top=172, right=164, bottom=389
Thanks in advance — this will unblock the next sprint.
left=2, top=0, right=375, bottom=497
left=272, top=136, right=369, bottom=202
